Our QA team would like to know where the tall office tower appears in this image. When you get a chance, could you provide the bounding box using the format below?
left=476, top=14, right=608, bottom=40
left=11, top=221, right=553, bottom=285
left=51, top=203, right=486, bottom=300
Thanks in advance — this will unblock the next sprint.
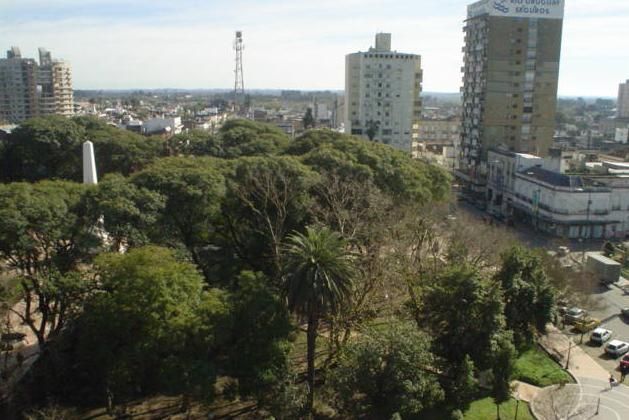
left=37, top=48, right=74, bottom=117
left=0, top=47, right=73, bottom=123
left=459, top=0, right=564, bottom=176
left=617, top=80, right=629, bottom=119
left=345, top=33, right=422, bottom=153
left=0, top=47, right=38, bottom=123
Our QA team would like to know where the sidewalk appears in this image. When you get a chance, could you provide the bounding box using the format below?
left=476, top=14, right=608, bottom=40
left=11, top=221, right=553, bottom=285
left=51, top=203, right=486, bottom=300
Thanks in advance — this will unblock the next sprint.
left=512, top=380, right=541, bottom=403
left=531, top=325, right=629, bottom=419
left=538, top=324, right=609, bottom=381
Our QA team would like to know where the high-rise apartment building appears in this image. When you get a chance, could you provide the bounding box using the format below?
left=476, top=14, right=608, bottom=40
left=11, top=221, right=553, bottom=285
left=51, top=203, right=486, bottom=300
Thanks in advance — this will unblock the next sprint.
left=617, top=80, right=629, bottom=119
left=345, top=33, right=422, bottom=153
left=0, top=47, right=38, bottom=123
left=37, top=48, right=74, bottom=118
left=0, top=47, right=74, bottom=123
left=459, top=0, right=564, bottom=178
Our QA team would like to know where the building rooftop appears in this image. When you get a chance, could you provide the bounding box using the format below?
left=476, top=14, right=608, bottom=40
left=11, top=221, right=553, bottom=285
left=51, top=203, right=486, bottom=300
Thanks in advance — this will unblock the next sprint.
left=519, top=166, right=584, bottom=188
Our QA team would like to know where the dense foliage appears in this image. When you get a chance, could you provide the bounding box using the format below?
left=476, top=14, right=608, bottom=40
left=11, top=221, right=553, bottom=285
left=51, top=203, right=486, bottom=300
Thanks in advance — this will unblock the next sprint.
left=0, top=117, right=560, bottom=418
left=329, top=323, right=445, bottom=417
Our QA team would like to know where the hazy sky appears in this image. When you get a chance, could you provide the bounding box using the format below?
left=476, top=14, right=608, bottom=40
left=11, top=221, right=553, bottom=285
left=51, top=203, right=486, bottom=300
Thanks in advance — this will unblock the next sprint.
left=1, top=0, right=627, bottom=96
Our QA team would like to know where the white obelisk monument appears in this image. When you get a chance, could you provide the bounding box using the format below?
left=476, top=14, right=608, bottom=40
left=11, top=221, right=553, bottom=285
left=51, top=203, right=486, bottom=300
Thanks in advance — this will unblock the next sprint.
left=83, top=141, right=98, bottom=185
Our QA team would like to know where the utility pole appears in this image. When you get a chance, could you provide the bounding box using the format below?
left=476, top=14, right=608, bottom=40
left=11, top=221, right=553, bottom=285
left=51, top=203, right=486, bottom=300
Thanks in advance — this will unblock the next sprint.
left=565, top=341, right=573, bottom=369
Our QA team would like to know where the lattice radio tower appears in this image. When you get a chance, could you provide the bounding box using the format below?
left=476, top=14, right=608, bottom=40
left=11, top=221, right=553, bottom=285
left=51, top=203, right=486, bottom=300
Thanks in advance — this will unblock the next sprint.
left=233, top=31, right=245, bottom=107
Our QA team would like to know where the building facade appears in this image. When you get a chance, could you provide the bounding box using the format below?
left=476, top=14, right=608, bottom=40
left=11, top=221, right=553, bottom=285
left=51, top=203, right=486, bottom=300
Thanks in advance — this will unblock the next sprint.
left=617, top=80, right=629, bottom=119
left=0, top=47, right=38, bottom=123
left=487, top=149, right=629, bottom=239
left=459, top=0, right=564, bottom=180
left=0, top=47, right=73, bottom=123
left=345, top=33, right=422, bottom=153
left=37, top=48, right=74, bottom=118
left=413, top=118, right=460, bottom=168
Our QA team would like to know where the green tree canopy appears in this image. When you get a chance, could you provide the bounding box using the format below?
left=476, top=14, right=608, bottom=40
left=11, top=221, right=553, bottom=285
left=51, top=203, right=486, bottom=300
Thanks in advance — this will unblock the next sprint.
left=1, top=116, right=163, bottom=182
left=2, top=116, right=86, bottom=181
left=74, top=116, right=163, bottom=176
left=84, top=174, right=165, bottom=251
left=285, top=130, right=450, bottom=202
left=222, top=155, right=318, bottom=277
left=0, top=180, right=99, bottom=346
left=165, top=129, right=222, bottom=157
left=422, top=264, right=506, bottom=369
left=490, top=332, right=517, bottom=420
left=329, top=323, right=445, bottom=418
left=75, top=246, right=229, bottom=403
left=495, top=246, right=555, bottom=347
left=131, top=157, right=226, bottom=279
left=218, top=119, right=290, bottom=158
left=222, top=271, right=293, bottom=400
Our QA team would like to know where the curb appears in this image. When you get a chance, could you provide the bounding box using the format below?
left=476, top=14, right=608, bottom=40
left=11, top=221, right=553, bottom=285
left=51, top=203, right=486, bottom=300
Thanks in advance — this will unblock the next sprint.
left=529, top=337, right=579, bottom=419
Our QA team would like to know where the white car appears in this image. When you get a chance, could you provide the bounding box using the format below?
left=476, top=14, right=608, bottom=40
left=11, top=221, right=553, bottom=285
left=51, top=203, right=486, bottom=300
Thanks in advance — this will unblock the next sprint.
left=605, top=340, right=629, bottom=357
left=590, top=328, right=612, bottom=344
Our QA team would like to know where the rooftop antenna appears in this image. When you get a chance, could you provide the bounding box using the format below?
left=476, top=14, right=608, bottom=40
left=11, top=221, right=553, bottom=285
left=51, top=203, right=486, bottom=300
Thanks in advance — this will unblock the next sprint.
left=233, top=31, right=245, bottom=109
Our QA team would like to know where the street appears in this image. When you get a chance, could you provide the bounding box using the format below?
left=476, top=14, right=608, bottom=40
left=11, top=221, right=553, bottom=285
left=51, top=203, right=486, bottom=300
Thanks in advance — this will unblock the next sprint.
left=561, top=282, right=629, bottom=376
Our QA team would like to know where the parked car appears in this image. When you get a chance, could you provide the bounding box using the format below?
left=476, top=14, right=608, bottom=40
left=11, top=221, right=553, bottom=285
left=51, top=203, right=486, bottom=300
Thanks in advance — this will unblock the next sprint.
left=590, top=327, right=612, bottom=344
left=621, top=307, right=629, bottom=318
left=606, top=340, right=629, bottom=357
left=564, top=307, right=586, bottom=324
left=574, top=317, right=601, bottom=333
left=620, top=354, right=629, bottom=373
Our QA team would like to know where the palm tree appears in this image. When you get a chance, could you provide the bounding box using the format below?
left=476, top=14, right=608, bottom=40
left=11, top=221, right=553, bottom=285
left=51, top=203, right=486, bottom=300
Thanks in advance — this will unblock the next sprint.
left=282, top=226, right=355, bottom=414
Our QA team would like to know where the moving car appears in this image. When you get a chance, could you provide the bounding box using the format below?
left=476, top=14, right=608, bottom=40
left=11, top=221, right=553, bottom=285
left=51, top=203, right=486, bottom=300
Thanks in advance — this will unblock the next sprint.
left=564, top=307, right=586, bottom=324
left=590, top=327, right=612, bottom=344
left=605, top=340, right=629, bottom=357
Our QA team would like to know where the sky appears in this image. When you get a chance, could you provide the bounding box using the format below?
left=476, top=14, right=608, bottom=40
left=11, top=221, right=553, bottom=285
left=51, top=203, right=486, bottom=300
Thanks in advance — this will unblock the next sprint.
left=1, top=0, right=627, bottom=97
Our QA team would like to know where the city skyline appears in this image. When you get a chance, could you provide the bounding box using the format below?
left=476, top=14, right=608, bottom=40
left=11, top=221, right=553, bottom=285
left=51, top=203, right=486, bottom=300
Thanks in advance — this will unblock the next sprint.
left=2, top=0, right=628, bottom=97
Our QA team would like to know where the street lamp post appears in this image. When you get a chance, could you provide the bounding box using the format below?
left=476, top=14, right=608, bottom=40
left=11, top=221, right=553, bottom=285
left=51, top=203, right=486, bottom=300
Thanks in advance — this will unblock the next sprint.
left=565, top=342, right=573, bottom=369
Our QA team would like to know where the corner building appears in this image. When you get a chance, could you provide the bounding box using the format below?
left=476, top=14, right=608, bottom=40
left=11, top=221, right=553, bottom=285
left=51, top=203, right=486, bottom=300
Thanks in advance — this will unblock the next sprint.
left=345, top=33, right=422, bottom=153
left=459, top=0, right=564, bottom=182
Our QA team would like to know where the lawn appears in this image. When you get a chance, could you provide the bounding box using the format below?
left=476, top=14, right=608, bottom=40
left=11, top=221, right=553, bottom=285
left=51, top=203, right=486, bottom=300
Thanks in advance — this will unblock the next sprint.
left=465, top=397, right=534, bottom=420
left=422, top=396, right=534, bottom=420
left=514, top=346, right=573, bottom=387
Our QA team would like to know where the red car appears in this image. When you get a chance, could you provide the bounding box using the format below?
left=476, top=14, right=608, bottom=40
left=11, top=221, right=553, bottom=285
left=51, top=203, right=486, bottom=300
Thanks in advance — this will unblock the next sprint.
left=620, top=354, right=629, bottom=373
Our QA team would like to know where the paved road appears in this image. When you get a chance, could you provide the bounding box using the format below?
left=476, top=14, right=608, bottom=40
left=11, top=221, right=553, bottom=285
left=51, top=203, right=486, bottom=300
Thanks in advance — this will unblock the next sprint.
left=454, top=201, right=606, bottom=252
left=573, top=377, right=629, bottom=420
left=556, top=282, right=629, bottom=374
left=533, top=379, right=629, bottom=420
